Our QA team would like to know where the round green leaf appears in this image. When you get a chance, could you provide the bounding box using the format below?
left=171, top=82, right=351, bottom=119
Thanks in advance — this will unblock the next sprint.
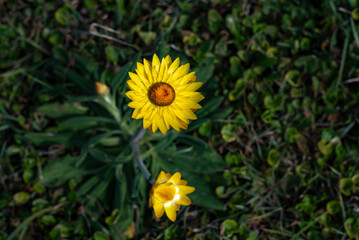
left=221, top=219, right=239, bottom=237
left=267, top=149, right=280, bottom=166
left=13, top=192, right=30, bottom=204
left=326, top=200, right=340, bottom=215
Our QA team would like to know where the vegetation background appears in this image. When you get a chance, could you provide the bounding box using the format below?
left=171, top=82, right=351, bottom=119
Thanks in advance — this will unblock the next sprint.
left=1, top=0, right=359, bottom=239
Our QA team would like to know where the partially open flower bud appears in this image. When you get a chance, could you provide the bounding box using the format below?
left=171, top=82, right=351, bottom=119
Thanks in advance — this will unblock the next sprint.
left=95, top=81, right=109, bottom=96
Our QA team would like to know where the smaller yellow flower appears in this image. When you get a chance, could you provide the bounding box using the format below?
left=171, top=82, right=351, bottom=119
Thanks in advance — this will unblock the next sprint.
left=149, top=171, right=195, bottom=222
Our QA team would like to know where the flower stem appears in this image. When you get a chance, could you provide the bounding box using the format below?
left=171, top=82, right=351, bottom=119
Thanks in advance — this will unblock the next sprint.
left=131, top=127, right=154, bottom=184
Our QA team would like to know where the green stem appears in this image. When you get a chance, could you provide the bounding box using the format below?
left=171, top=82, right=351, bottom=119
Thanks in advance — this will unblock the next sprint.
left=289, top=212, right=327, bottom=240
left=7, top=202, right=67, bottom=240
left=131, top=127, right=154, bottom=184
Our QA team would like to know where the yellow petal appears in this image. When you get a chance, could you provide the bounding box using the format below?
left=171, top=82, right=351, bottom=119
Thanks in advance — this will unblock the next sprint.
left=156, top=171, right=167, bottom=184
left=125, top=91, right=135, bottom=100
left=183, top=82, right=203, bottom=92
left=131, top=108, right=141, bottom=119
left=174, top=195, right=192, bottom=206
left=171, top=63, right=190, bottom=82
left=172, top=108, right=190, bottom=124
left=158, top=117, right=168, bottom=134
left=178, top=118, right=189, bottom=130
left=178, top=100, right=202, bottom=110
left=183, top=110, right=197, bottom=120
left=158, top=57, right=166, bottom=81
left=189, top=74, right=196, bottom=83
left=164, top=203, right=177, bottom=222
left=168, top=57, right=180, bottom=74
left=128, top=101, right=146, bottom=109
left=177, top=185, right=195, bottom=195
left=178, top=72, right=196, bottom=86
left=177, top=180, right=187, bottom=185
left=143, top=105, right=155, bottom=120
left=153, top=198, right=165, bottom=219
left=164, top=112, right=180, bottom=132
left=179, top=92, right=205, bottom=102
left=127, top=80, right=143, bottom=92
left=136, top=62, right=145, bottom=75
left=152, top=114, right=159, bottom=133
left=164, top=55, right=172, bottom=66
left=162, top=108, right=171, bottom=130
left=143, top=119, right=151, bottom=129
left=152, top=65, right=158, bottom=81
left=129, top=72, right=150, bottom=88
left=169, top=172, right=181, bottom=183
left=162, top=63, right=170, bottom=83
left=152, top=54, right=160, bottom=72
left=143, top=58, right=153, bottom=83
left=137, top=102, right=152, bottom=119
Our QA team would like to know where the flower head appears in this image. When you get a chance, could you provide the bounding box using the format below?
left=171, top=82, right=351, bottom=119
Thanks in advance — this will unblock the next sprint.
left=149, top=171, right=195, bottom=222
left=126, top=54, right=204, bottom=134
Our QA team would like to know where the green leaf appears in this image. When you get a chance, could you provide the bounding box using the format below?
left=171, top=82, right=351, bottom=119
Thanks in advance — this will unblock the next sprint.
left=199, top=120, right=212, bottom=136
left=94, top=231, right=110, bottom=240
left=340, top=178, right=354, bottom=196
left=60, top=116, right=116, bottom=130
left=221, top=219, right=239, bottom=237
left=13, top=192, right=30, bottom=204
left=229, top=79, right=245, bottom=101
left=193, top=57, right=214, bottom=84
left=264, top=94, right=284, bottom=109
left=57, top=66, right=93, bottom=94
left=105, top=209, right=121, bottom=225
left=326, top=200, right=340, bottom=215
left=137, top=29, right=157, bottom=45
left=221, top=124, right=235, bottom=142
left=111, top=53, right=141, bottom=95
left=158, top=135, right=226, bottom=173
left=321, top=128, right=336, bottom=141
left=196, top=96, right=223, bottom=118
left=317, top=139, right=333, bottom=155
left=76, top=130, right=123, bottom=167
left=208, top=9, right=223, bottom=33
left=267, top=149, right=280, bottom=166
left=157, top=149, right=224, bottom=174
left=41, top=156, right=83, bottom=185
left=261, top=109, right=274, bottom=123
left=345, top=217, right=359, bottom=238
left=105, top=46, right=118, bottom=65
left=88, top=168, right=114, bottom=198
left=54, top=6, right=72, bottom=26
left=285, top=70, right=301, bottom=87
left=24, top=132, right=74, bottom=147
left=295, top=195, right=317, bottom=214
left=294, top=55, right=318, bottom=73
left=37, top=102, right=88, bottom=118
left=286, top=127, right=300, bottom=143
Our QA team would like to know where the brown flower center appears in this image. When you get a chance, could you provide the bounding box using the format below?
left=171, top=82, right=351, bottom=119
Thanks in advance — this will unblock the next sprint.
left=148, top=82, right=175, bottom=106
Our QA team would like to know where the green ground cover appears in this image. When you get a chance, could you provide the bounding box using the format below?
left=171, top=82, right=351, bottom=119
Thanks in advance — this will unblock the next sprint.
left=1, top=0, right=359, bottom=239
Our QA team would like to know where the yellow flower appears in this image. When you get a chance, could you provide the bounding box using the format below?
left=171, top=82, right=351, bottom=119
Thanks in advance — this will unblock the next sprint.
left=125, top=54, right=204, bottom=134
left=149, top=171, right=195, bottom=222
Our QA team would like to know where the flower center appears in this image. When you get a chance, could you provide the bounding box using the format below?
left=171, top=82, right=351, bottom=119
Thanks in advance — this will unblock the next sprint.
left=155, top=185, right=176, bottom=203
left=148, top=82, right=175, bottom=106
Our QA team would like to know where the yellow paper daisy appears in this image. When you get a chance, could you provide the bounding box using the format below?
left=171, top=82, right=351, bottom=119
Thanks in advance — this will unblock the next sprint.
left=149, top=171, right=195, bottom=222
left=125, top=54, right=204, bottom=134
